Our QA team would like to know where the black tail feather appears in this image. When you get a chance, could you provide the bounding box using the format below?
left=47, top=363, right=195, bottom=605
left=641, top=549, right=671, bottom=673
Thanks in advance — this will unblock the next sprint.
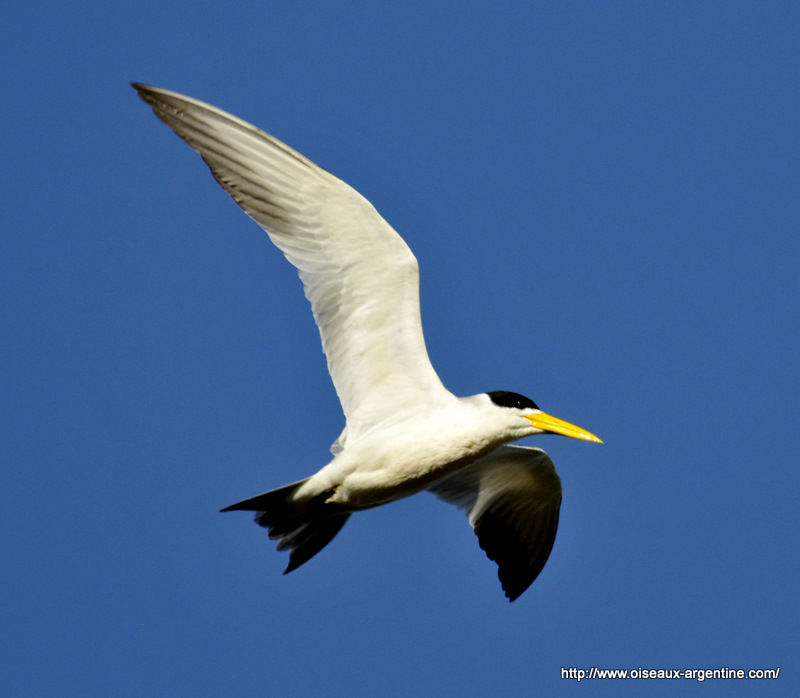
left=279, top=514, right=350, bottom=573
left=220, top=478, right=308, bottom=514
left=221, top=479, right=350, bottom=573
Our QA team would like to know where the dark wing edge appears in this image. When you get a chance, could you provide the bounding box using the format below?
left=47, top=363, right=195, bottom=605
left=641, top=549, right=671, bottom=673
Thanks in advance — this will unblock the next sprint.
left=428, top=445, right=563, bottom=601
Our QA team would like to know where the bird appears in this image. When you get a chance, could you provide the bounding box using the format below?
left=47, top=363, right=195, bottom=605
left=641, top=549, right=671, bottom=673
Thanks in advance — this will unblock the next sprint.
left=133, top=83, right=602, bottom=601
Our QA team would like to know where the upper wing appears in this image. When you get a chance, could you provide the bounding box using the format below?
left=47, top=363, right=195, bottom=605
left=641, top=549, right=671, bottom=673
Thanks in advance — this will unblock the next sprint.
left=428, top=445, right=562, bottom=601
left=133, top=84, right=450, bottom=445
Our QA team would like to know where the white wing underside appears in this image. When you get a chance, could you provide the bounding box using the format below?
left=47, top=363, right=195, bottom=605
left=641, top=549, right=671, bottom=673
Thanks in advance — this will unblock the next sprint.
left=135, top=85, right=450, bottom=450
left=428, top=445, right=562, bottom=601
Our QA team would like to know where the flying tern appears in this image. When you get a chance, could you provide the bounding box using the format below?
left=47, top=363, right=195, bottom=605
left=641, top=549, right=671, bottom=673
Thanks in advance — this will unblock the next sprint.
left=133, top=83, right=602, bottom=601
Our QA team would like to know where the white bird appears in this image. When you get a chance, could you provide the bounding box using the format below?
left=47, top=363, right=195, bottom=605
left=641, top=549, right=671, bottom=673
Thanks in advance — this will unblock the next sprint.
left=134, top=84, right=602, bottom=601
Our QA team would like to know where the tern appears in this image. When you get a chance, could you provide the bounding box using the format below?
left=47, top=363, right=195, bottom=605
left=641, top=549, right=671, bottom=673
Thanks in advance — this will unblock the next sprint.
left=134, top=83, right=602, bottom=601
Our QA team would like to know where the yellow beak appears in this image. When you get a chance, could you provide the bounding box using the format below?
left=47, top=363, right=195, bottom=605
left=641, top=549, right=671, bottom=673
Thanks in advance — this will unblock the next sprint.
left=525, top=412, right=603, bottom=443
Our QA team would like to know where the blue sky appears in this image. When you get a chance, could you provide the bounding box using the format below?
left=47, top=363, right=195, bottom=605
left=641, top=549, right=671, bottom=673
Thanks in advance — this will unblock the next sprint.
left=3, top=2, right=798, bottom=696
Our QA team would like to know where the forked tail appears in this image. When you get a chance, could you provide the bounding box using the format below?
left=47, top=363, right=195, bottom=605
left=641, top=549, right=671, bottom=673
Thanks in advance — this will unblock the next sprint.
left=221, top=479, right=350, bottom=573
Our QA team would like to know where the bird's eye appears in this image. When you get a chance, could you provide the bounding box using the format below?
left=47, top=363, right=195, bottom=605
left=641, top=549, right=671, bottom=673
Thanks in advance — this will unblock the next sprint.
left=487, top=391, right=539, bottom=410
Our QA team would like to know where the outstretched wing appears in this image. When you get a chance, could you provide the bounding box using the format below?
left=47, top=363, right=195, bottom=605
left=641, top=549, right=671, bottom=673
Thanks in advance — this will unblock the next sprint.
left=134, top=84, right=450, bottom=446
left=429, top=445, right=562, bottom=601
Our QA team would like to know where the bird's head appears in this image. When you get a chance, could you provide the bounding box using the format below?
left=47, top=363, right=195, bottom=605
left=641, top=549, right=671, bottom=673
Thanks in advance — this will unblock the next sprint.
left=486, top=391, right=603, bottom=443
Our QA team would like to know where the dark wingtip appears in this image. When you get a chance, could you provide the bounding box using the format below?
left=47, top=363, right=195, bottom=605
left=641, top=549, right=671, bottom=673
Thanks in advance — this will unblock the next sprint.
left=131, top=83, right=163, bottom=107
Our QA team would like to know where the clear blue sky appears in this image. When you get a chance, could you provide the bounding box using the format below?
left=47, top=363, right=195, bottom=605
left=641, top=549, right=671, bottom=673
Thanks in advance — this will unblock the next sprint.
left=3, top=2, right=798, bottom=696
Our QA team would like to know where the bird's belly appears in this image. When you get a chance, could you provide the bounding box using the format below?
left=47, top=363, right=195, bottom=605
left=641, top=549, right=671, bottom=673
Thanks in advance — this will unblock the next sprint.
left=323, top=422, right=499, bottom=509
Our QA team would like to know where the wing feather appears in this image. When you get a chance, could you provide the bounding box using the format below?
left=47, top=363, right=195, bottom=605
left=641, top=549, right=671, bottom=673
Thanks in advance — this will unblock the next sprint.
left=133, top=84, right=449, bottom=444
left=429, top=445, right=562, bottom=601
